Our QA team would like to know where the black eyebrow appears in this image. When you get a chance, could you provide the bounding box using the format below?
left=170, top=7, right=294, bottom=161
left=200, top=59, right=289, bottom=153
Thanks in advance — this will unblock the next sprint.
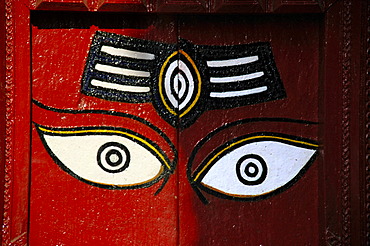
left=80, top=31, right=288, bottom=129
left=32, top=98, right=178, bottom=171
left=187, top=117, right=318, bottom=159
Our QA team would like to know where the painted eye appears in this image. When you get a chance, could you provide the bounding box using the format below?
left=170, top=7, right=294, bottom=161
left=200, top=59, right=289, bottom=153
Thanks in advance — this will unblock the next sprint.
left=36, top=125, right=173, bottom=189
left=192, top=133, right=318, bottom=200
left=97, top=142, right=130, bottom=173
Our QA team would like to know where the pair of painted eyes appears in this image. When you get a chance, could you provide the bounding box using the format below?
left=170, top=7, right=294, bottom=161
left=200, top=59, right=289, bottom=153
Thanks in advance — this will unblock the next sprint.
left=36, top=125, right=318, bottom=200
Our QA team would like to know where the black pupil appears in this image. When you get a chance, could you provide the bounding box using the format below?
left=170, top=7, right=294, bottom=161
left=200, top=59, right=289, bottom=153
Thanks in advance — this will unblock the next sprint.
left=105, top=149, right=123, bottom=167
left=244, top=162, right=259, bottom=177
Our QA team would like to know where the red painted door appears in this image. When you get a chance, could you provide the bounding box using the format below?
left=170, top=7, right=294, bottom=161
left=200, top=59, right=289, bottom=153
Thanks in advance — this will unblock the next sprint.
left=177, top=15, right=320, bottom=245
left=30, top=13, right=320, bottom=245
left=30, top=14, right=180, bottom=245
left=1, top=0, right=367, bottom=245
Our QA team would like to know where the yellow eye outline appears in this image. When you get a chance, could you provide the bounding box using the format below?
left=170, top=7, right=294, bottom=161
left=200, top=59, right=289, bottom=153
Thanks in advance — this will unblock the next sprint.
left=158, top=50, right=202, bottom=117
left=38, top=126, right=172, bottom=170
left=35, top=124, right=175, bottom=190
left=189, top=132, right=319, bottom=202
left=194, top=135, right=318, bottom=182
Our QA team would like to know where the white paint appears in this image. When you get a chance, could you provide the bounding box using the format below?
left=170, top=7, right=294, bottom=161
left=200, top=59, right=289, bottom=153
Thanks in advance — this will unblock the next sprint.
left=178, top=60, right=195, bottom=110
left=164, top=60, right=195, bottom=111
left=101, top=46, right=155, bottom=60
left=91, top=79, right=150, bottom=93
left=176, top=74, right=187, bottom=100
left=164, top=60, right=180, bottom=109
left=43, top=134, right=163, bottom=186
left=206, top=56, right=259, bottom=67
left=210, top=71, right=264, bottom=83
left=95, top=64, right=150, bottom=78
left=209, top=86, right=267, bottom=98
left=200, top=140, right=317, bottom=197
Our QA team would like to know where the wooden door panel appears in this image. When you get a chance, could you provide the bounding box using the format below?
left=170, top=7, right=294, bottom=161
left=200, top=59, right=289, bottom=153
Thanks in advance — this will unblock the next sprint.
left=211, top=0, right=266, bottom=13
left=30, top=14, right=179, bottom=245
left=31, top=0, right=89, bottom=11
left=152, top=0, right=208, bottom=13
left=178, top=15, right=320, bottom=245
left=269, top=0, right=324, bottom=13
left=29, top=0, right=335, bottom=12
left=30, top=0, right=148, bottom=11
left=97, top=0, right=147, bottom=12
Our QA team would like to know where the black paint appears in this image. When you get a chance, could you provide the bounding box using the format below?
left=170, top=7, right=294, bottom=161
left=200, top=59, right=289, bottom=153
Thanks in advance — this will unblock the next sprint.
left=97, top=142, right=130, bottom=173
left=82, top=31, right=286, bottom=128
left=236, top=154, right=267, bottom=186
left=187, top=119, right=319, bottom=203
left=33, top=101, right=178, bottom=192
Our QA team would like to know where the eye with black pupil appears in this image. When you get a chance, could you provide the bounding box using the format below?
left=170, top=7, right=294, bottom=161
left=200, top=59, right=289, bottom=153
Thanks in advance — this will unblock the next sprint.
left=97, top=142, right=130, bottom=173
left=236, top=154, right=267, bottom=186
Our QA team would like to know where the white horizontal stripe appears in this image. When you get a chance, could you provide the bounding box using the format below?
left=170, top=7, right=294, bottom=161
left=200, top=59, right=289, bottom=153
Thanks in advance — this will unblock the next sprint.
left=95, top=64, right=150, bottom=78
left=210, top=86, right=267, bottom=98
left=101, top=46, right=155, bottom=60
left=91, top=79, right=150, bottom=93
left=210, top=71, right=264, bottom=83
left=207, top=56, right=259, bottom=67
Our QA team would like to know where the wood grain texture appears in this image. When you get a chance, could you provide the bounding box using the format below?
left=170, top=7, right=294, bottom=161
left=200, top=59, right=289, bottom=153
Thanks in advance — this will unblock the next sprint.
left=1, top=0, right=14, bottom=243
left=211, top=0, right=266, bottom=13
left=2, top=0, right=31, bottom=245
left=28, top=0, right=341, bottom=12
left=32, top=0, right=88, bottom=10
left=365, top=1, right=370, bottom=244
left=323, top=1, right=366, bottom=245
left=269, top=0, right=324, bottom=12
left=340, top=0, right=352, bottom=244
left=97, top=0, right=147, bottom=11
left=151, top=0, right=208, bottom=12
left=0, top=0, right=6, bottom=243
left=322, top=1, right=352, bottom=244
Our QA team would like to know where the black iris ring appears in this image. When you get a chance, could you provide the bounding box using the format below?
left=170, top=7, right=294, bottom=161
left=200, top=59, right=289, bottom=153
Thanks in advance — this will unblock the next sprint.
left=244, top=162, right=259, bottom=178
left=97, top=142, right=130, bottom=173
left=236, top=154, right=267, bottom=186
left=105, top=149, right=123, bottom=167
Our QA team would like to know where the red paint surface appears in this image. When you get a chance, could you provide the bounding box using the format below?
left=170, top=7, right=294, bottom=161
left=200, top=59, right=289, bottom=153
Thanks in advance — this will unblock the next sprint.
left=30, top=14, right=321, bottom=245
left=0, top=0, right=365, bottom=245
left=177, top=15, right=320, bottom=245
left=30, top=16, right=180, bottom=245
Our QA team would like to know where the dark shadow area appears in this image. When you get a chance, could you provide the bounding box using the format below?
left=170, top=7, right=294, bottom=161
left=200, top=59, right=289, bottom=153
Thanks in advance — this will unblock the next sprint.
left=31, top=11, right=322, bottom=30
left=31, top=11, right=160, bottom=29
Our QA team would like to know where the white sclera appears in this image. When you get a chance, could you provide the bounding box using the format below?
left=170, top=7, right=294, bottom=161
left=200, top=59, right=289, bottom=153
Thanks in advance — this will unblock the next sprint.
left=200, top=141, right=317, bottom=197
left=43, top=134, right=163, bottom=186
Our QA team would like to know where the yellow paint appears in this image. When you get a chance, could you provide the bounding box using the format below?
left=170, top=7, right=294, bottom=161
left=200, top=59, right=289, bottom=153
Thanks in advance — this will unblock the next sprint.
left=38, top=126, right=172, bottom=170
left=84, top=166, right=164, bottom=187
left=201, top=182, right=276, bottom=198
left=194, top=135, right=319, bottom=181
left=158, top=50, right=202, bottom=117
